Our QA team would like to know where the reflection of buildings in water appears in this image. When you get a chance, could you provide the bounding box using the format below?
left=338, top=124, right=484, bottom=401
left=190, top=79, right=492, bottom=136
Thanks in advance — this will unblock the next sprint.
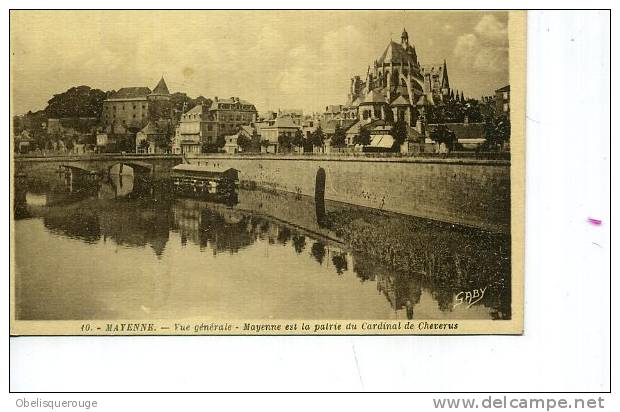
left=375, top=271, right=424, bottom=313
left=200, top=208, right=253, bottom=254
left=171, top=198, right=253, bottom=254
left=310, top=241, right=326, bottom=264
left=308, top=241, right=350, bottom=276
left=98, top=203, right=170, bottom=258
left=13, top=187, right=30, bottom=220
left=331, top=252, right=348, bottom=275
left=352, top=250, right=424, bottom=312
left=42, top=208, right=101, bottom=243
left=292, top=235, right=306, bottom=254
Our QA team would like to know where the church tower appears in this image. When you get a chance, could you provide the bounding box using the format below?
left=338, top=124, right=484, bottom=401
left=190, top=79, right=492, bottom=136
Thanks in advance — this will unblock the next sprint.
left=401, top=28, right=409, bottom=49
left=440, top=60, right=450, bottom=99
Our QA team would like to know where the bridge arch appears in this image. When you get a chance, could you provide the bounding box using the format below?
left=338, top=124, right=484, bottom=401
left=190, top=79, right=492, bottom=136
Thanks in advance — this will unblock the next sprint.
left=108, top=161, right=153, bottom=176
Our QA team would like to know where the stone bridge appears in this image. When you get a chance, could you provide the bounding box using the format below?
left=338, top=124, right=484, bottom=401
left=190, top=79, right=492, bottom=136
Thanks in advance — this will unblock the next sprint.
left=15, top=154, right=184, bottom=179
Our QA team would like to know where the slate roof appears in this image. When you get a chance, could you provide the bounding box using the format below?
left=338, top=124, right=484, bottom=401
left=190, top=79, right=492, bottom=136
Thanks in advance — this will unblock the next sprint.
left=377, top=41, right=417, bottom=66
left=108, top=87, right=151, bottom=100
left=495, top=85, right=510, bottom=93
left=360, top=89, right=387, bottom=104
left=140, top=121, right=164, bottom=135
left=151, top=77, right=170, bottom=95
left=212, top=98, right=256, bottom=109
left=390, top=95, right=411, bottom=106
left=184, top=104, right=205, bottom=116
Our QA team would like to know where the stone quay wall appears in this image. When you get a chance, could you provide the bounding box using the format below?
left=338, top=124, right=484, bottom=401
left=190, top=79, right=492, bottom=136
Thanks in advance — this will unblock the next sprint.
left=187, top=154, right=511, bottom=233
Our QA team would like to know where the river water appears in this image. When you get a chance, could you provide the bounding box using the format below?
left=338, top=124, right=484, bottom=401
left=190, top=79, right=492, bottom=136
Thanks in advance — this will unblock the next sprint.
left=13, top=171, right=511, bottom=321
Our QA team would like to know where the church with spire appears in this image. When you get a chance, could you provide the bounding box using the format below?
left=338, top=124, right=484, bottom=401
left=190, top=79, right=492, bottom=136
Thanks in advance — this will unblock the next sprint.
left=343, top=28, right=453, bottom=128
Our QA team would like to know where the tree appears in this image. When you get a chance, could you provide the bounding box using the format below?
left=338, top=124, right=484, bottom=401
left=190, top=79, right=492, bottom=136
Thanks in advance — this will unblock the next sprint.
left=354, top=127, right=372, bottom=146
left=65, top=138, right=75, bottom=152
left=117, top=135, right=135, bottom=153
left=311, top=126, right=326, bottom=148
left=390, top=119, right=409, bottom=151
left=278, top=133, right=292, bottom=153
left=237, top=133, right=252, bottom=152
left=331, top=125, right=347, bottom=148
left=45, top=86, right=107, bottom=119
left=154, top=132, right=172, bottom=150
left=292, top=129, right=305, bottom=151
left=201, top=136, right=224, bottom=153
left=484, top=115, right=511, bottom=150
left=430, top=125, right=457, bottom=151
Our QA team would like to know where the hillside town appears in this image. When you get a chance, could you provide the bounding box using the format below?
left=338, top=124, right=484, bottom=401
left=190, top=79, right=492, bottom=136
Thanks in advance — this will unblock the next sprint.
left=13, top=28, right=510, bottom=156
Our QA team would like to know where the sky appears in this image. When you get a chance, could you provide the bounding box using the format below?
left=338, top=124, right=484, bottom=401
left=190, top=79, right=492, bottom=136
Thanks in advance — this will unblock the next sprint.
left=11, top=10, right=509, bottom=115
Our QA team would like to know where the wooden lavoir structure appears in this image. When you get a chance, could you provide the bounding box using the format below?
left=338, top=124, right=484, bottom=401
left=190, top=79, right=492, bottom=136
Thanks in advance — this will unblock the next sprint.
left=171, top=164, right=239, bottom=197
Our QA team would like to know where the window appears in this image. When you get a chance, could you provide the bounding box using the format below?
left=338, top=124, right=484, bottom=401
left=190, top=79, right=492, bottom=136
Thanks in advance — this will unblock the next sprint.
left=133, top=105, right=136, bottom=110
left=133, top=114, right=136, bottom=118
left=503, top=92, right=509, bottom=99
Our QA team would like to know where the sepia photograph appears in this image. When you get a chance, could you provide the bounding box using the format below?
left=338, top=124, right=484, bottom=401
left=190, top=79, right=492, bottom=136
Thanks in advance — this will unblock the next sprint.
left=10, top=10, right=525, bottom=335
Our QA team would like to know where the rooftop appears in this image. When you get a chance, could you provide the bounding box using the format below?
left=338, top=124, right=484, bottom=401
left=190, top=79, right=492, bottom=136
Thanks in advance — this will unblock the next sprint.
left=107, top=87, right=152, bottom=100
left=151, top=77, right=170, bottom=95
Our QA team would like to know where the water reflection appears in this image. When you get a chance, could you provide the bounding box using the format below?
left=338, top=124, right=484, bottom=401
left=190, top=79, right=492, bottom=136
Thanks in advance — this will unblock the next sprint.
left=13, top=172, right=511, bottom=320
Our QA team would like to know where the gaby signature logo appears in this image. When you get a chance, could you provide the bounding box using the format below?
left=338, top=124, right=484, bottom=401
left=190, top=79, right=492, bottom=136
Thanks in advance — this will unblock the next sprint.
left=454, top=286, right=488, bottom=309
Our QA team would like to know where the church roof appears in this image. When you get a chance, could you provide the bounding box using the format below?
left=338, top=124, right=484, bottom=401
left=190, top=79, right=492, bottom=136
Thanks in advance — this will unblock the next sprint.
left=151, top=77, right=170, bottom=95
left=441, top=60, right=450, bottom=89
left=360, top=89, right=387, bottom=104
left=416, top=94, right=434, bottom=106
left=350, top=97, right=363, bottom=107
left=377, top=41, right=417, bottom=66
left=107, top=87, right=151, bottom=100
left=390, top=95, right=411, bottom=106
left=343, top=120, right=361, bottom=134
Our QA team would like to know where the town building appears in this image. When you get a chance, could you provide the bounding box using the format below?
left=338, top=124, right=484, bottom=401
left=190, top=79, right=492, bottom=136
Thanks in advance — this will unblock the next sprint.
left=172, top=104, right=216, bottom=154
left=260, top=116, right=300, bottom=153
left=100, top=77, right=172, bottom=132
left=14, top=130, right=34, bottom=153
left=277, top=109, right=304, bottom=125
left=209, top=96, right=258, bottom=137
left=223, top=133, right=240, bottom=154
left=135, top=121, right=171, bottom=154
left=323, top=105, right=343, bottom=121
left=495, top=85, right=510, bottom=116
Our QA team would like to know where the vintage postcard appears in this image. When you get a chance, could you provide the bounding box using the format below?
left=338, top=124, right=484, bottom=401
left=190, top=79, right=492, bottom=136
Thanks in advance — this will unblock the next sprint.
left=10, top=10, right=525, bottom=335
